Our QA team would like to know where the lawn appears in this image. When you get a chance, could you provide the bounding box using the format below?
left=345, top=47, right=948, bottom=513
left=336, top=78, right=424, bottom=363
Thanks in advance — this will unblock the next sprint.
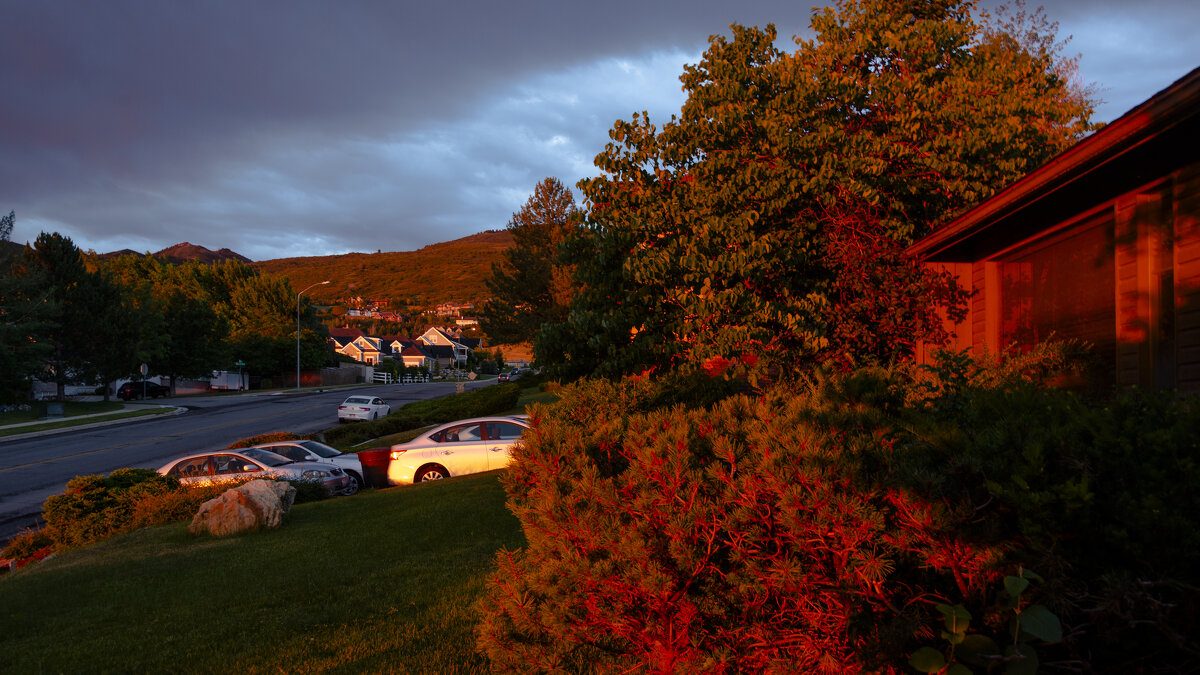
left=0, top=400, right=123, bottom=425
left=0, top=473, right=524, bottom=673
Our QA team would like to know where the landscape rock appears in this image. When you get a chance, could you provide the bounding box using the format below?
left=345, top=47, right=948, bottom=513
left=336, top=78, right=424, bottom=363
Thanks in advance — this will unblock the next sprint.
left=189, top=479, right=296, bottom=536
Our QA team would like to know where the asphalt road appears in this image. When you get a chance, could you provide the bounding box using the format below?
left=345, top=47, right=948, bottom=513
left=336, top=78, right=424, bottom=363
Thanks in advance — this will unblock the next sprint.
left=0, top=381, right=490, bottom=544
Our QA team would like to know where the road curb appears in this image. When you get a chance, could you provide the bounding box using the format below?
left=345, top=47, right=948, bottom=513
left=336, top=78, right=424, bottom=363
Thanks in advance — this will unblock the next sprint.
left=0, top=406, right=188, bottom=444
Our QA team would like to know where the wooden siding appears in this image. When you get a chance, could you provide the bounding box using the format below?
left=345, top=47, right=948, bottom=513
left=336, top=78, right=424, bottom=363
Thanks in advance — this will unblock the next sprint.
left=1115, top=195, right=1146, bottom=386
left=1176, top=164, right=1200, bottom=390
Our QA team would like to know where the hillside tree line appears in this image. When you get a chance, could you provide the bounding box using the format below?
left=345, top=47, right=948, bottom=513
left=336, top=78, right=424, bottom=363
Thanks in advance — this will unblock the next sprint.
left=0, top=219, right=329, bottom=402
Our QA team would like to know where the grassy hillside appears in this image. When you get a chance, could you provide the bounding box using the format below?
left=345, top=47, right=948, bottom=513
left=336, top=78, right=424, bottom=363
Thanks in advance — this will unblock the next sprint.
left=0, top=473, right=522, bottom=673
left=252, top=230, right=512, bottom=307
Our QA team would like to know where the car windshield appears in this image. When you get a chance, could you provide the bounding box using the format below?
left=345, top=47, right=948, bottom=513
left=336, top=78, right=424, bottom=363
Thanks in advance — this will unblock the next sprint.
left=344, top=397, right=372, bottom=404
left=299, top=440, right=342, bottom=458
left=240, top=448, right=291, bottom=466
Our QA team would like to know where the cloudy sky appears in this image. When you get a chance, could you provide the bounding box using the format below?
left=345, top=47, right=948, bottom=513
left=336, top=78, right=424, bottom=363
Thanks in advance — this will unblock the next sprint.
left=4, top=1, right=1199, bottom=262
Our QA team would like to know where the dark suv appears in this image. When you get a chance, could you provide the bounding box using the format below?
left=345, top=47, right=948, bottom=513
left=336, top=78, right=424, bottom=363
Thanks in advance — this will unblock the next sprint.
left=116, top=381, right=170, bottom=400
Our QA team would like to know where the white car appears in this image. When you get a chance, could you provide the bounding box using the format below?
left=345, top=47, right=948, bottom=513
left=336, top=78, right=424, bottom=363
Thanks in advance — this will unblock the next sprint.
left=338, top=395, right=390, bottom=422
left=388, top=416, right=530, bottom=484
left=252, top=440, right=365, bottom=495
left=157, top=448, right=352, bottom=494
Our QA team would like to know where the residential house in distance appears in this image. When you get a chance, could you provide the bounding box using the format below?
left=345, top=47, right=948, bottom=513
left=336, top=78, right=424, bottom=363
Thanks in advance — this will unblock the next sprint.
left=327, top=327, right=365, bottom=355
left=910, top=66, right=1200, bottom=391
left=417, top=326, right=483, bottom=367
left=435, top=302, right=474, bottom=317
left=328, top=327, right=384, bottom=365
left=329, top=327, right=481, bottom=370
left=378, top=335, right=435, bottom=370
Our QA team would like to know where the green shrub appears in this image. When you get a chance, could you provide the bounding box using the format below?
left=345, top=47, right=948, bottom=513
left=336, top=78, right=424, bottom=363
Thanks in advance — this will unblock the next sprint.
left=477, top=354, right=1200, bottom=672
left=285, top=478, right=331, bottom=504
left=322, top=383, right=521, bottom=446
left=30, top=464, right=329, bottom=555
left=226, top=431, right=305, bottom=449
left=42, top=468, right=184, bottom=549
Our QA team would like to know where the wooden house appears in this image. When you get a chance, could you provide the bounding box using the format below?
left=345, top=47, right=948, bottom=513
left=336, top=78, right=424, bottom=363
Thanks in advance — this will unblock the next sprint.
left=909, top=66, right=1200, bottom=391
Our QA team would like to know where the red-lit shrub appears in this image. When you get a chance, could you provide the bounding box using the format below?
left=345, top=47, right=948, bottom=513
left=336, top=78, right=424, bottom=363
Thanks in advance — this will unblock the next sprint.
left=477, top=355, right=1200, bottom=672
left=477, top=376, right=1007, bottom=673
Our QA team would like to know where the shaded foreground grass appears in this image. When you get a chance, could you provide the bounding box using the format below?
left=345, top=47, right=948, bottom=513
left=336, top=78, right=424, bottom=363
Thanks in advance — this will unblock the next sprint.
left=0, top=472, right=523, bottom=673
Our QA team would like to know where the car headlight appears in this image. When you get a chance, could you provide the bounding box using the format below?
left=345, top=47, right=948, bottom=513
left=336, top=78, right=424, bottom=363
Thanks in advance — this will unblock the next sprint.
left=302, top=469, right=331, bottom=478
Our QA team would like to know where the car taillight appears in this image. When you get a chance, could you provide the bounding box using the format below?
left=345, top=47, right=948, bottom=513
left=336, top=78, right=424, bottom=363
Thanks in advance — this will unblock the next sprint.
left=338, top=405, right=346, bottom=410
left=389, top=449, right=407, bottom=460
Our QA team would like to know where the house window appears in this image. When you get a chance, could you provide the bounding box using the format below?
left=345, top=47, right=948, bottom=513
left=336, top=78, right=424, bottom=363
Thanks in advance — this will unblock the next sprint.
left=999, top=216, right=1116, bottom=368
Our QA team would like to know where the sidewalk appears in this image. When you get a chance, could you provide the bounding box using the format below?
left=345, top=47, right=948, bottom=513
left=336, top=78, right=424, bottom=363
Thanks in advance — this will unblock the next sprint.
left=0, top=403, right=185, bottom=442
left=0, top=385, right=365, bottom=441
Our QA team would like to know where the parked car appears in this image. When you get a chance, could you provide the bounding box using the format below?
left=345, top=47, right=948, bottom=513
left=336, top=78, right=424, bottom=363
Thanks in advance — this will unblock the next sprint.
left=157, top=448, right=352, bottom=494
left=252, top=440, right=364, bottom=495
left=338, top=395, right=390, bottom=422
left=116, top=381, right=170, bottom=400
left=388, top=416, right=531, bottom=484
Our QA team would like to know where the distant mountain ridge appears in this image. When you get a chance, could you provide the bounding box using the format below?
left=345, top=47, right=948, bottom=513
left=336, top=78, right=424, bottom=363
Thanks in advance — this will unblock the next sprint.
left=98, top=242, right=252, bottom=265
left=91, top=231, right=512, bottom=307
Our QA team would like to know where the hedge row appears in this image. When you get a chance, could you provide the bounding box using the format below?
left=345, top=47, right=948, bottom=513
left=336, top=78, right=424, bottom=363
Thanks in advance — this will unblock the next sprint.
left=321, top=382, right=522, bottom=447
left=476, top=353, right=1200, bottom=672
left=3, top=467, right=334, bottom=561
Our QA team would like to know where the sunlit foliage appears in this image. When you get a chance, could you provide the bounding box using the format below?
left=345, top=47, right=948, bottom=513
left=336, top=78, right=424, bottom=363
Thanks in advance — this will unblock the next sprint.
left=540, top=0, right=1094, bottom=379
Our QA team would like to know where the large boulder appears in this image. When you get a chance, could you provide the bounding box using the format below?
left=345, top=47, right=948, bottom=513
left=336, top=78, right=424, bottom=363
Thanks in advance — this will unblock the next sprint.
left=189, top=479, right=297, bottom=536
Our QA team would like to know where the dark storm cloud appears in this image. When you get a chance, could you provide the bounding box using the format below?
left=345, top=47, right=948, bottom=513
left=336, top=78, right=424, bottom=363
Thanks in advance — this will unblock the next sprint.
left=3, top=1, right=1197, bottom=260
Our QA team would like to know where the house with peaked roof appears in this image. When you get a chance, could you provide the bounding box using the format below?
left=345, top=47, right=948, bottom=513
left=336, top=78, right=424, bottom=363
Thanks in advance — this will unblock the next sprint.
left=349, top=336, right=384, bottom=365
left=910, top=66, right=1200, bottom=392
left=417, top=326, right=476, bottom=366
left=398, top=344, right=434, bottom=369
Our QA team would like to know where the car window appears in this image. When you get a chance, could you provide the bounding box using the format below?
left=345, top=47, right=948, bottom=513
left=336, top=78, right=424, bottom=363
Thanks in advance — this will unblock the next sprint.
left=372, top=398, right=383, bottom=405
left=438, top=423, right=481, bottom=443
left=214, top=454, right=259, bottom=475
left=299, top=441, right=342, bottom=458
left=486, top=422, right=526, bottom=441
left=170, top=456, right=212, bottom=478
left=345, top=397, right=371, bottom=404
left=240, top=448, right=290, bottom=466
left=267, top=445, right=307, bottom=462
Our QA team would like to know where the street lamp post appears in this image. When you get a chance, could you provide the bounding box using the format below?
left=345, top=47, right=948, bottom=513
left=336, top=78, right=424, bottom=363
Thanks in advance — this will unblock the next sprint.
left=297, top=280, right=331, bottom=390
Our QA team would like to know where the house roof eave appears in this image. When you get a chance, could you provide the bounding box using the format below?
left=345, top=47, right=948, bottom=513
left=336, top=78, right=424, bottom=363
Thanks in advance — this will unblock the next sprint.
left=909, top=65, right=1200, bottom=261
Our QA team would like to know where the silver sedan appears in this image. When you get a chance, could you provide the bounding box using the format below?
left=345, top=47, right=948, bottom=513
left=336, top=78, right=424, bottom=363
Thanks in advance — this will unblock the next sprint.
left=157, top=448, right=351, bottom=494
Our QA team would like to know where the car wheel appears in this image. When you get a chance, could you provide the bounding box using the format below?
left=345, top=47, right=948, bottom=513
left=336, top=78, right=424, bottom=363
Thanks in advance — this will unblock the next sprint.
left=343, top=472, right=361, bottom=496
left=371, top=411, right=377, bottom=421
left=415, top=465, right=448, bottom=482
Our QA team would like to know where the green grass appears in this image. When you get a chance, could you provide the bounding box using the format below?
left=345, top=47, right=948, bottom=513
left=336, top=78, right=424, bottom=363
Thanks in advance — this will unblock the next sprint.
left=0, top=400, right=123, bottom=425
left=0, top=406, right=174, bottom=438
left=0, top=473, right=524, bottom=673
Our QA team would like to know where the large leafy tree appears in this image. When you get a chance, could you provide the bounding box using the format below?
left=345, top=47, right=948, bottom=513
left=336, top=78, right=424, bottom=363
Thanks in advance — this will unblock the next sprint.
left=0, top=213, right=55, bottom=401
left=482, top=177, right=580, bottom=347
left=200, top=260, right=328, bottom=377
left=19, top=233, right=97, bottom=400
left=74, top=267, right=155, bottom=400
left=541, top=0, right=1094, bottom=379
left=101, top=255, right=229, bottom=393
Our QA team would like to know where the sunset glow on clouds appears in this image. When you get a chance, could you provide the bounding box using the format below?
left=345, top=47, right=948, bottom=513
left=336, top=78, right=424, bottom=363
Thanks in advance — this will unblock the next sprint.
left=3, top=0, right=1197, bottom=261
